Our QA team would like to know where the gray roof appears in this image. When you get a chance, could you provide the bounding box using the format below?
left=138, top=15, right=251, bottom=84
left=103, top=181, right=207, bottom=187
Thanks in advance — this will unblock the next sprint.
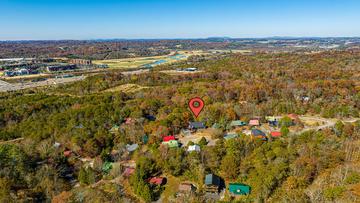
left=205, top=174, right=220, bottom=186
left=126, top=144, right=139, bottom=152
left=189, top=122, right=206, bottom=129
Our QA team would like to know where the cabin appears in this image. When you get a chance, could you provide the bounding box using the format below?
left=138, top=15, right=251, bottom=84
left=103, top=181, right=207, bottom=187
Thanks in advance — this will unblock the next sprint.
left=249, top=119, right=260, bottom=126
left=148, top=177, right=166, bottom=185
left=123, top=167, right=135, bottom=177
left=212, top=123, right=221, bottom=129
left=266, top=116, right=279, bottom=127
left=63, top=150, right=72, bottom=157
left=109, top=125, right=120, bottom=134
left=204, top=174, right=221, bottom=193
left=189, top=122, right=206, bottom=131
left=178, top=183, right=196, bottom=193
left=251, top=129, right=267, bottom=141
left=181, top=129, right=192, bottom=136
left=144, top=114, right=156, bottom=121
left=187, top=144, right=201, bottom=152
left=163, top=135, right=175, bottom=142
left=230, top=120, right=247, bottom=128
left=126, top=144, right=139, bottom=152
left=125, top=118, right=135, bottom=125
left=270, top=131, right=282, bottom=137
left=288, top=114, right=300, bottom=124
left=53, top=142, right=61, bottom=148
left=162, top=140, right=179, bottom=148
left=224, top=132, right=239, bottom=140
left=228, top=183, right=251, bottom=195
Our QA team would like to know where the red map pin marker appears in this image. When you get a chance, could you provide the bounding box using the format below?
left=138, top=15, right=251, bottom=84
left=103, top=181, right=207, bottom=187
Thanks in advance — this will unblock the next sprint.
left=188, top=97, right=205, bottom=118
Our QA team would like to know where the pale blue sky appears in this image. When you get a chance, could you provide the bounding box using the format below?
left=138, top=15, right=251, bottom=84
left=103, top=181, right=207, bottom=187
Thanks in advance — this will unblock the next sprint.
left=0, top=0, right=359, bottom=40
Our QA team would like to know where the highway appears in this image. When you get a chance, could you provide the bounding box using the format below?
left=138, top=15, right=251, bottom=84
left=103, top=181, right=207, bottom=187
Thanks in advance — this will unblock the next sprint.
left=0, top=76, right=86, bottom=92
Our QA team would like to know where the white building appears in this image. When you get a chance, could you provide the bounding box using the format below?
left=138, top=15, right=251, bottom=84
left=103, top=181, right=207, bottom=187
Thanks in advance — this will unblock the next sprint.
left=187, top=145, right=201, bottom=152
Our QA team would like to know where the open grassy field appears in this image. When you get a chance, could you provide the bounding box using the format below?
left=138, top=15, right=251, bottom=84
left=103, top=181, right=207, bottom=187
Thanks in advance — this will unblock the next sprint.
left=93, top=50, right=209, bottom=70
left=103, top=84, right=149, bottom=93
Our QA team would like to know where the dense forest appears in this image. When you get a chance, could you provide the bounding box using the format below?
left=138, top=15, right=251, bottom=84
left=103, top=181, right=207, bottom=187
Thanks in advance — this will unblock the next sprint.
left=0, top=50, right=359, bottom=202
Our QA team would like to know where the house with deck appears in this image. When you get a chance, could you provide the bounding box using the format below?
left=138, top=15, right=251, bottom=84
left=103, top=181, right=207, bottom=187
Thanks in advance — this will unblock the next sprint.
left=251, top=129, right=267, bottom=141
left=188, top=122, right=206, bottom=131
left=204, top=174, right=221, bottom=193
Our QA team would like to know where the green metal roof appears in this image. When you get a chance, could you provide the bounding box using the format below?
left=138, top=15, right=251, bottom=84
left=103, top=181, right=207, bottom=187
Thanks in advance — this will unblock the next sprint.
left=229, top=183, right=251, bottom=195
left=102, top=162, right=113, bottom=174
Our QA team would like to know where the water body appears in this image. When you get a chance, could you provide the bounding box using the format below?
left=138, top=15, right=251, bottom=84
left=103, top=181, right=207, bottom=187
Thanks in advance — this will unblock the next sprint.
left=145, top=54, right=187, bottom=67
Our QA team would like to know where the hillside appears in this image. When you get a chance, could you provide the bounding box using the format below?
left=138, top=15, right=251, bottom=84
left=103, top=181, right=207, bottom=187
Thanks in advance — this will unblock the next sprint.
left=0, top=50, right=359, bottom=202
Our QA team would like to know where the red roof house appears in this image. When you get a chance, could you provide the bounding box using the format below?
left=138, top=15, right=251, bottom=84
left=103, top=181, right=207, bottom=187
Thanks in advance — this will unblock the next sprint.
left=271, top=131, right=282, bottom=137
left=148, top=177, right=165, bottom=185
left=163, top=136, right=175, bottom=142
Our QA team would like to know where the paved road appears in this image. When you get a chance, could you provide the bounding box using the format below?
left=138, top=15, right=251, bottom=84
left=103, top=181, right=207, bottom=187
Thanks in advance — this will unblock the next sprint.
left=0, top=76, right=86, bottom=92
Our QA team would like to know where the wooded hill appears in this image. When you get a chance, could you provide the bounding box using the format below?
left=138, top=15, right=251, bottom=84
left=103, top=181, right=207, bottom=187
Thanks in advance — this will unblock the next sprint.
left=0, top=50, right=359, bottom=202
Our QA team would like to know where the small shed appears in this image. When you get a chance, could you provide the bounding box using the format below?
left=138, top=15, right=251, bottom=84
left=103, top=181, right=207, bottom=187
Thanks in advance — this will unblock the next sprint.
left=187, top=144, right=201, bottom=152
left=109, top=125, right=120, bottom=134
left=142, top=135, right=149, bottom=144
left=53, top=142, right=61, bottom=148
left=102, top=161, right=113, bottom=174
left=229, top=183, right=251, bottom=195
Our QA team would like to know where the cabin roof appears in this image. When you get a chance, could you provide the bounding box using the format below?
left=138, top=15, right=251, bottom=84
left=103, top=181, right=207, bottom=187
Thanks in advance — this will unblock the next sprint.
left=205, top=174, right=220, bottom=186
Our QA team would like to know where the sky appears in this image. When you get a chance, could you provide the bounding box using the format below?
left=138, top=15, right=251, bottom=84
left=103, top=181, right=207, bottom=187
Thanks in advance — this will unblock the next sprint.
left=1, top=0, right=360, bottom=40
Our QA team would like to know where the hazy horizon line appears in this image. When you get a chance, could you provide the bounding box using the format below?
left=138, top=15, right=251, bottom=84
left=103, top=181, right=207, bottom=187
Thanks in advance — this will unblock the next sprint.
left=1, top=36, right=360, bottom=42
